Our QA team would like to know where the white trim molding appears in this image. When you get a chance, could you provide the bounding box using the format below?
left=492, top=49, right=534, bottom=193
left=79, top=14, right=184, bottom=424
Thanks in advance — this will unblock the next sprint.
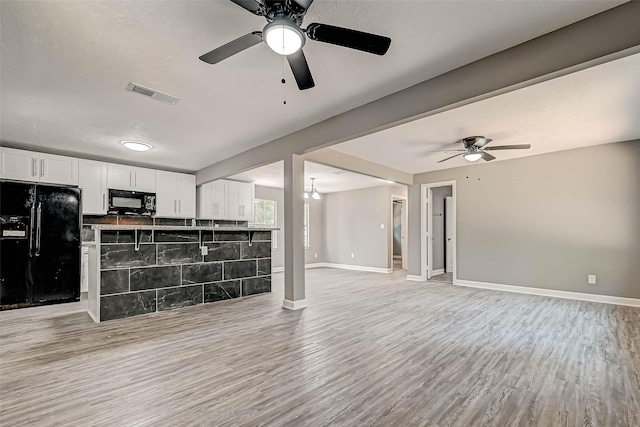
left=282, top=299, right=307, bottom=310
left=406, top=274, right=426, bottom=282
left=432, top=269, right=445, bottom=276
left=456, top=279, right=640, bottom=308
left=320, top=263, right=392, bottom=274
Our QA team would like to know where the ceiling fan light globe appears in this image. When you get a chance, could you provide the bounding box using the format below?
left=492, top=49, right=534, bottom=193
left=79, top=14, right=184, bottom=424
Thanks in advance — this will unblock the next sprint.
left=304, top=192, right=310, bottom=199
left=464, top=152, right=483, bottom=162
left=264, top=21, right=304, bottom=55
left=312, top=191, right=321, bottom=200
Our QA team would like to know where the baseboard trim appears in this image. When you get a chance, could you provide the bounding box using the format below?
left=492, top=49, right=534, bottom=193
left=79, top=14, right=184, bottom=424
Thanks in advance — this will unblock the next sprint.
left=406, top=274, right=426, bottom=282
left=272, top=263, right=392, bottom=274
left=432, top=269, right=445, bottom=276
left=455, top=279, right=640, bottom=308
left=282, top=299, right=307, bottom=310
left=321, top=263, right=392, bottom=274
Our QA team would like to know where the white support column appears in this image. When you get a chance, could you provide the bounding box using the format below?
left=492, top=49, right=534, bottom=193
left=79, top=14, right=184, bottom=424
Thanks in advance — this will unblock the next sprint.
left=282, top=154, right=307, bottom=310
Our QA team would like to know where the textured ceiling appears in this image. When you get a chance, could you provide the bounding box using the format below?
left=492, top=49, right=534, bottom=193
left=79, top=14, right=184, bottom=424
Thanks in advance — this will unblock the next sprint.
left=332, top=53, right=640, bottom=174
left=228, top=161, right=393, bottom=193
left=0, top=0, right=625, bottom=172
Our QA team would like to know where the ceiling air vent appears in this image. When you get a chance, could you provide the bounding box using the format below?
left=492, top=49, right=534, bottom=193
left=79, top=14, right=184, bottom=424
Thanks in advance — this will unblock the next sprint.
left=126, top=82, right=180, bottom=105
left=332, top=170, right=348, bottom=175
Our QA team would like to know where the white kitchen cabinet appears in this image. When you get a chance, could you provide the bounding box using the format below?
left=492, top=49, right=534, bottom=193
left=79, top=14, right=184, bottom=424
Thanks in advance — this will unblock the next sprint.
left=226, top=180, right=254, bottom=221
left=177, top=174, right=196, bottom=218
left=79, top=160, right=108, bottom=215
left=156, top=171, right=195, bottom=218
left=0, top=147, right=38, bottom=182
left=198, top=180, right=229, bottom=219
left=0, top=147, right=78, bottom=185
left=39, top=152, right=79, bottom=186
left=107, top=164, right=156, bottom=192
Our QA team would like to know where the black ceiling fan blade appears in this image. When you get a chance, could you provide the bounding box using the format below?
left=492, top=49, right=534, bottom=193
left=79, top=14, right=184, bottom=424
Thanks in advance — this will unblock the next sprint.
left=306, top=23, right=391, bottom=55
left=484, top=144, right=532, bottom=151
left=229, top=0, right=265, bottom=15
left=481, top=152, right=496, bottom=161
left=199, top=32, right=263, bottom=64
left=437, top=153, right=465, bottom=163
left=291, top=0, right=314, bottom=10
left=287, top=49, right=315, bottom=90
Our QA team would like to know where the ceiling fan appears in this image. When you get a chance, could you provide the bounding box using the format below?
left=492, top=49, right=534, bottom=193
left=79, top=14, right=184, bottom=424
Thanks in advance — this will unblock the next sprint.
left=199, top=0, right=392, bottom=90
left=437, top=136, right=531, bottom=163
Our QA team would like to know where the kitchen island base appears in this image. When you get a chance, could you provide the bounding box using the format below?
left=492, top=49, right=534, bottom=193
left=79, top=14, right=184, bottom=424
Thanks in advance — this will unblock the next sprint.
left=87, top=226, right=274, bottom=322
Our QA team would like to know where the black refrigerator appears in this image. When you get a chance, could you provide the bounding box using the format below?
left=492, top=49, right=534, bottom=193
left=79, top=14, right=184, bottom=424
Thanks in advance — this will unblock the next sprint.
left=0, top=181, right=81, bottom=309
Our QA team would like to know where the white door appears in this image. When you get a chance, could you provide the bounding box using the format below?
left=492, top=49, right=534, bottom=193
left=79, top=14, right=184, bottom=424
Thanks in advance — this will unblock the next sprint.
left=79, top=160, right=108, bottom=215
left=426, top=188, right=434, bottom=280
left=39, top=153, right=79, bottom=186
left=227, top=180, right=241, bottom=220
left=401, top=201, right=408, bottom=270
left=177, top=174, right=196, bottom=218
left=198, top=183, right=213, bottom=218
left=132, top=167, right=156, bottom=192
left=445, top=196, right=454, bottom=273
left=0, top=147, right=39, bottom=182
left=212, top=180, right=227, bottom=219
left=107, top=164, right=133, bottom=190
left=155, top=171, right=178, bottom=217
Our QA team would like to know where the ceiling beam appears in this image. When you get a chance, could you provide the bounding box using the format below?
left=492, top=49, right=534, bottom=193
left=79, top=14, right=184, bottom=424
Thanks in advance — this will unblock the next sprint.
left=196, top=2, right=640, bottom=185
left=304, top=148, right=413, bottom=185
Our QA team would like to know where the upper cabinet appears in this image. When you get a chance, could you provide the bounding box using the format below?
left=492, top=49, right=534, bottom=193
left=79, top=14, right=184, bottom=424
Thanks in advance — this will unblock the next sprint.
left=0, top=147, right=78, bottom=186
left=107, top=164, right=156, bottom=192
left=197, top=179, right=253, bottom=221
left=78, top=160, right=108, bottom=215
left=156, top=171, right=196, bottom=218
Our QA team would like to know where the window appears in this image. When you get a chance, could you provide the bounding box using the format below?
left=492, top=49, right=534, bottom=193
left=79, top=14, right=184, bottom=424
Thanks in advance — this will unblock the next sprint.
left=253, top=199, right=277, bottom=248
left=304, top=202, right=310, bottom=248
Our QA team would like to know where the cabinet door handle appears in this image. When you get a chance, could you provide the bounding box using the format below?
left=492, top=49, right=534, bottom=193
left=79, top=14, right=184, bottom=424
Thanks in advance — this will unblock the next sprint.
left=178, top=200, right=181, bottom=214
left=40, top=159, right=44, bottom=177
left=129, top=171, right=132, bottom=188
left=32, top=158, right=37, bottom=177
left=102, top=194, right=106, bottom=211
left=174, top=200, right=177, bottom=214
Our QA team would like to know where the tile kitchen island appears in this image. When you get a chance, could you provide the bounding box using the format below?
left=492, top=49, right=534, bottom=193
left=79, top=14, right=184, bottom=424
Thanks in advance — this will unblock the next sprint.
left=87, top=225, right=276, bottom=322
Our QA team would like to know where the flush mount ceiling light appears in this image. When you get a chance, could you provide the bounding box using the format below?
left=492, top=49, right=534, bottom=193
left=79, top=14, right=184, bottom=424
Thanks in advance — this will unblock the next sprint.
left=463, top=152, right=483, bottom=162
left=304, top=177, right=321, bottom=200
left=121, top=141, right=152, bottom=152
left=264, top=20, right=305, bottom=55
left=385, top=180, right=395, bottom=184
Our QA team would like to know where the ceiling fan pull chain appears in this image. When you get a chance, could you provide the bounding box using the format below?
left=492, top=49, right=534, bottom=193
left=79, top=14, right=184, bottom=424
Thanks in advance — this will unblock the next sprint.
left=282, top=56, right=287, bottom=105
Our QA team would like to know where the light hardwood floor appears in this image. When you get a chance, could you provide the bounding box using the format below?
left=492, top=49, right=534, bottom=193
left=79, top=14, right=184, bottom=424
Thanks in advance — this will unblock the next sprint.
left=1, top=268, right=639, bottom=426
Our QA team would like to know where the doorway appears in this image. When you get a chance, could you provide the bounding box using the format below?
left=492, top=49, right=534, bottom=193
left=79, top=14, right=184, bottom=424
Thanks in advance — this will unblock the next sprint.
left=421, top=181, right=456, bottom=283
left=391, top=195, right=408, bottom=271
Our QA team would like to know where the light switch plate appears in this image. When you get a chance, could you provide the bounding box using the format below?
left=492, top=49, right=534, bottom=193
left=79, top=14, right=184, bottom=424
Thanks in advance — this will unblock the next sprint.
left=380, top=224, right=385, bottom=229
left=588, top=275, right=596, bottom=285
left=200, top=246, right=209, bottom=256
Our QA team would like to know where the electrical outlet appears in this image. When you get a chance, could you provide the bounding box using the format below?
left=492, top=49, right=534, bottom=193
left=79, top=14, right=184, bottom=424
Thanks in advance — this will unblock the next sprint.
left=314, top=253, right=318, bottom=258
left=200, top=246, right=209, bottom=256
left=351, top=253, right=355, bottom=259
left=588, top=275, right=596, bottom=285
left=380, top=223, right=385, bottom=229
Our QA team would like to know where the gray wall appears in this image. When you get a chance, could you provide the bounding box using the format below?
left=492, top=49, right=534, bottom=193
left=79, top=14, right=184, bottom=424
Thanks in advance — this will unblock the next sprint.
left=431, top=186, right=452, bottom=271
left=408, top=141, right=640, bottom=299
left=254, top=185, right=324, bottom=269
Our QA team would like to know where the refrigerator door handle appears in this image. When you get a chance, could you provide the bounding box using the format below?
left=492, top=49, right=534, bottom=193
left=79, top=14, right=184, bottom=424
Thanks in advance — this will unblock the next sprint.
left=35, top=203, right=42, bottom=257
left=29, top=203, right=36, bottom=256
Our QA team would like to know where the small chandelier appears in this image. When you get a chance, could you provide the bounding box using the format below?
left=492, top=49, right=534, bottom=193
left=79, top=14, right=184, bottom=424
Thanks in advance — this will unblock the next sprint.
left=304, top=178, right=321, bottom=200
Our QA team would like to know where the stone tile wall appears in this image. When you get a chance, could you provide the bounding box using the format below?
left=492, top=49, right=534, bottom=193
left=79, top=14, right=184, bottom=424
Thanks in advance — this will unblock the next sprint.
left=98, top=229, right=271, bottom=321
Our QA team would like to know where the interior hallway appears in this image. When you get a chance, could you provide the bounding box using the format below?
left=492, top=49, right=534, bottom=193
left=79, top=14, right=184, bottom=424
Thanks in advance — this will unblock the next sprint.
left=1, top=268, right=638, bottom=426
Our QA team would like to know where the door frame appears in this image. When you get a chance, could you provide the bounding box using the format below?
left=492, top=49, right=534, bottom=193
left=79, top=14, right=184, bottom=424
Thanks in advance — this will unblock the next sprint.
left=390, top=194, right=408, bottom=270
left=421, top=180, right=457, bottom=283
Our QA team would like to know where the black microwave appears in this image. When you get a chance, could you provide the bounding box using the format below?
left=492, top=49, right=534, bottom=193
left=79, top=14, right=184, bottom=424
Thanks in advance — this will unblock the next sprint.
left=108, top=189, right=156, bottom=216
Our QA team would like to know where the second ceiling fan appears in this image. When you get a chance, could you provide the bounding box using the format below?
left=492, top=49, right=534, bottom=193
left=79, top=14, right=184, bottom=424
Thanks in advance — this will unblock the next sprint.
left=199, top=0, right=392, bottom=90
left=437, top=136, right=531, bottom=163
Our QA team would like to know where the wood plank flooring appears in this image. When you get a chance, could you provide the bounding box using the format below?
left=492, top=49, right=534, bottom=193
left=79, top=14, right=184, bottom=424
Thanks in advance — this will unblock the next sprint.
left=1, top=268, right=639, bottom=426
